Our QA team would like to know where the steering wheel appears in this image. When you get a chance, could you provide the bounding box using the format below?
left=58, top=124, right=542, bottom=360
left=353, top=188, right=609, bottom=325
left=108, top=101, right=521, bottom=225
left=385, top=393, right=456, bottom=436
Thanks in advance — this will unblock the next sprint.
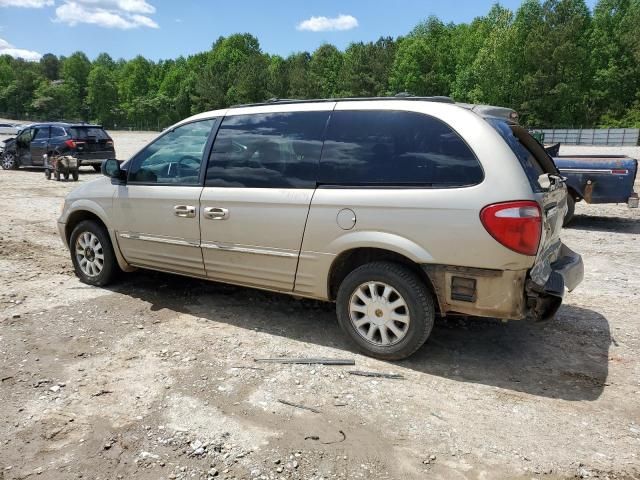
left=177, top=155, right=200, bottom=177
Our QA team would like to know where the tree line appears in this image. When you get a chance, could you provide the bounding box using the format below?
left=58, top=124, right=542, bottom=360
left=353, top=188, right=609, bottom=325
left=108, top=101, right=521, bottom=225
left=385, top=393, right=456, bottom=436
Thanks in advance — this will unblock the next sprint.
left=1, top=0, right=639, bottom=130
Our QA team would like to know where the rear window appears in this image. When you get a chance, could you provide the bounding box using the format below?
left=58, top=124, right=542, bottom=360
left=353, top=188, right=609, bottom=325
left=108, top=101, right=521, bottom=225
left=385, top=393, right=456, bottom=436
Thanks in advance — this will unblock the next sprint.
left=70, top=127, right=110, bottom=140
left=489, top=119, right=558, bottom=190
left=319, top=110, right=483, bottom=187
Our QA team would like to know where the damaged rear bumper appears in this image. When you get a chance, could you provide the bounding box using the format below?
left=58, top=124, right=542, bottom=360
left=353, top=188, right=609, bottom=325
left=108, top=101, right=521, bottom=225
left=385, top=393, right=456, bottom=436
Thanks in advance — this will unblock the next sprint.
left=526, top=243, right=584, bottom=320
left=422, top=243, right=583, bottom=322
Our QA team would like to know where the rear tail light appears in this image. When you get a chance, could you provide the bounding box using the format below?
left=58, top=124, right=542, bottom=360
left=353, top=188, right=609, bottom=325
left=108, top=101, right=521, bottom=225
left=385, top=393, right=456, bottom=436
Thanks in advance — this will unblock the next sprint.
left=611, top=169, right=628, bottom=175
left=106, top=140, right=113, bottom=146
left=64, top=139, right=76, bottom=148
left=480, top=201, right=542, bottom=256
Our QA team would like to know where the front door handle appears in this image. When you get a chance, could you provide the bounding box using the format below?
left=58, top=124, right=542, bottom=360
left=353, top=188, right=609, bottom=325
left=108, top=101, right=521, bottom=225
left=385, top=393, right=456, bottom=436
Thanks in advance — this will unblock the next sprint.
left=174, top=205, right=196, bottom=218
left=203, top=207, right=229, bottom=220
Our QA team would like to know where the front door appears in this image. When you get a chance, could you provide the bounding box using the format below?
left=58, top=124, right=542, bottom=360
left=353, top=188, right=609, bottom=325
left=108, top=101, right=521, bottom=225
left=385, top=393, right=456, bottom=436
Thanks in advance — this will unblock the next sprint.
left=15, top=128, right=33, bottom=165
left=30, top=126, right=50, bottom=166
left=112, top=119, right=217, bottom=277
left=200, top=108, right=331, bottom=291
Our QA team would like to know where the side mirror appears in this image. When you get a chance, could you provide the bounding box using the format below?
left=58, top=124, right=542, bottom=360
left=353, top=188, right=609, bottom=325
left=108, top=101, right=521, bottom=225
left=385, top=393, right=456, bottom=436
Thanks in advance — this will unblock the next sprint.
left=101, top=159, right=126, bottom=183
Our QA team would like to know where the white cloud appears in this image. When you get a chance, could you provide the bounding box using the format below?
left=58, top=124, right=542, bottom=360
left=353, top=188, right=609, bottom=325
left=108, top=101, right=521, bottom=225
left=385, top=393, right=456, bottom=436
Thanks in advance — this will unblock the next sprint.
left=0, top=36, right=42, bottom=60
left=72, top=0, right=155, bottom=14
left=0, top=0, right=53, bottom=7
left=296, top=14, right=358, bottom=32
left=54, top=0, right=158, bottom=29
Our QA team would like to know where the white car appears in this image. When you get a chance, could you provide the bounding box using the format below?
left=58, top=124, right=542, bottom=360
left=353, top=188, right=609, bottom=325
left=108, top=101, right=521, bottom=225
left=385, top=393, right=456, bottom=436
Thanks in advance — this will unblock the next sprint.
left=59, top=96, right=584, bottom=360
left=0, top=123, right=19, bottom=135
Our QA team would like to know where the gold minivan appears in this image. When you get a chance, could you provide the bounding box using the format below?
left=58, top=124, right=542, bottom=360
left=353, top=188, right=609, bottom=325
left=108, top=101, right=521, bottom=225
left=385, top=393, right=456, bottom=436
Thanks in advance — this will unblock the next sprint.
left=59, top=97, right=583, bottom=359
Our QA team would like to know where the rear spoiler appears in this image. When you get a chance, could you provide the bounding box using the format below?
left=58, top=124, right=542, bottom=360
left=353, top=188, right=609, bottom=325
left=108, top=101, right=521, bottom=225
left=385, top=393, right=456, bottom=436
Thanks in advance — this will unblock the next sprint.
left=457, top=103, right=519, bottom=124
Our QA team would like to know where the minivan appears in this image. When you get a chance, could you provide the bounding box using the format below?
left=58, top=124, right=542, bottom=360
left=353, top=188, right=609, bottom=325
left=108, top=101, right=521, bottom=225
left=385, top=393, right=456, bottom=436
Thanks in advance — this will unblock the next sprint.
left=58, top=97, right=583, bottom=359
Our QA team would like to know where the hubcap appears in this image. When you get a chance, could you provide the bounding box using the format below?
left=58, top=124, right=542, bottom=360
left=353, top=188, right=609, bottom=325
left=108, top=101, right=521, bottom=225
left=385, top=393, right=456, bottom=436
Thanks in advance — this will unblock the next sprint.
left=2, top=153, right=15, bottom=169
left=75, top=232, right=104, bottom=277
left=349, top=281, right=410, bottom=346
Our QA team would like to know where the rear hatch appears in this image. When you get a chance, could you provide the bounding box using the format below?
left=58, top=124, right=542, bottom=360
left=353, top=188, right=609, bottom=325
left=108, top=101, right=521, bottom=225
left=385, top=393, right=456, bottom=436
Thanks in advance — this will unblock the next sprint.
left=69, top=126, right=114, bottom=156
left=489, top=120, right=568, bottom=288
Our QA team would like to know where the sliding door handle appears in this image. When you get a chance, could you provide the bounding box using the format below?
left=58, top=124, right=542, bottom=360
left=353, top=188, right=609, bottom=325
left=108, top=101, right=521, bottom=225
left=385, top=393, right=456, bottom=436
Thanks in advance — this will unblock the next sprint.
left=203, top=207, right=229, bottom=220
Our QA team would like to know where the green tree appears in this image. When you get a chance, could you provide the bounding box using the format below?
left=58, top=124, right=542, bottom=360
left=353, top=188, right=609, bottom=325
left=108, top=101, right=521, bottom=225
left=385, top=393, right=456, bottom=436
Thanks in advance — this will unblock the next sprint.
left=31, top=78, right=79, bottom=120
left=339, top=37, right=396, bottom=96
left=589, top=0, right=640, bottom=124
left=266, top=55, right=289, bottom=99
left=390, top=17, right=455, bottom=96
left=61, top=52, right=91, bottom=94
left=452, top=5, right=517, bottom=105
left=512, top=0, right=593, bottom=126
left=285, top=52, right=312, bottom=99
left=39, top=53, right=60, bottom=81
left=193, top=34, right=268, bottom=111
left=309, top=44, right=343, bottom=98
left=87, top=65, right=119, bottom=126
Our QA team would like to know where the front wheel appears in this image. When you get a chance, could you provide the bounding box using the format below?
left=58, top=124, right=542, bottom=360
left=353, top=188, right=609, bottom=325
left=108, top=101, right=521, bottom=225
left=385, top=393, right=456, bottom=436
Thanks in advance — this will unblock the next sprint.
left=1, top=152, right=18, bottom=170
left=69, top=220, right=119, bottom=286
left=336, top=261, right=435, bottom=360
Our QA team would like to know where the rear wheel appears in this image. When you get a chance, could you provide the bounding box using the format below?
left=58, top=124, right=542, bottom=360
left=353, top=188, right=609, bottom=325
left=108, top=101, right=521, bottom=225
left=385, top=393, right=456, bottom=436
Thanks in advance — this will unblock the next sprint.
left=69, top=220, right=119, bottom=286
left=1, top=152, right=18, bottom=170
left=336, top=261, right=435, bottom=360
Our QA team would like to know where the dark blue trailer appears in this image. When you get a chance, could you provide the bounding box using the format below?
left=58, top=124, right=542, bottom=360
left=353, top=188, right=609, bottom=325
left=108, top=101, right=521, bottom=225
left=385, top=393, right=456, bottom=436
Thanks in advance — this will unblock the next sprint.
left=552, top=155, right=638, bottom=224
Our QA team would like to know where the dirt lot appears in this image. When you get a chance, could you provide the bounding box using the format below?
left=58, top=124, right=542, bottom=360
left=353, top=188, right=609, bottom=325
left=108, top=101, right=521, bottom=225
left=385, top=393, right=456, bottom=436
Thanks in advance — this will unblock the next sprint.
left=1, top=133, right=639, bottom=480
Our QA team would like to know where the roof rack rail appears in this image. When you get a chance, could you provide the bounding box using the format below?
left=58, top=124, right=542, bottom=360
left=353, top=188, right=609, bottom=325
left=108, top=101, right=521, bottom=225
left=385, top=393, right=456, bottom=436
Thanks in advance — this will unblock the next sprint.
left=231, top=95, right=455, bottom=108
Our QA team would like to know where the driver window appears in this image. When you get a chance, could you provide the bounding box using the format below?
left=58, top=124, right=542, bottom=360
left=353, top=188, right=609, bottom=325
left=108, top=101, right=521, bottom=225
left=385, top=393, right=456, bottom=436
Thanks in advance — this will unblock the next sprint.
left=17, top=129, right=33, bottom=147
left=128, top=119, right=215, bottom=185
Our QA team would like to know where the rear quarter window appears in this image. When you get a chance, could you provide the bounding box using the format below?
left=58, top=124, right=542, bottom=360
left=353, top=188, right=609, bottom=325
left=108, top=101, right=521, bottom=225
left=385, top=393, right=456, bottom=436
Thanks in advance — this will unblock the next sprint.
left=318, top=110, right=483, bottom=187
left=50, top=126, right=66, bottom=137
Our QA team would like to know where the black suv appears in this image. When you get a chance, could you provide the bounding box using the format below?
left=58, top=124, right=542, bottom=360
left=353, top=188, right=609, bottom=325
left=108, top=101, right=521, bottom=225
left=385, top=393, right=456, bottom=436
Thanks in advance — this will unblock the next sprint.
left=1, top=122, right=116, bottom=171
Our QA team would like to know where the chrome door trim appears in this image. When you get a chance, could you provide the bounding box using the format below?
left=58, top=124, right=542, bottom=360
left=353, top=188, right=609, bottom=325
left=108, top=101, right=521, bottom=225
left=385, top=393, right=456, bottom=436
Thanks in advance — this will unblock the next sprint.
left=558, top=168, right=621, bottom=175
left=200, top=241, right=298, bottom=258
left=119, top=232, right=200, bottom=247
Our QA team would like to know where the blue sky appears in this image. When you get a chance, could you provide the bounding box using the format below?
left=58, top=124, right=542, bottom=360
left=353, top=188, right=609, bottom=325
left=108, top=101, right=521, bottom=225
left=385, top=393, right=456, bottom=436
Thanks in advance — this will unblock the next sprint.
left=0, top=0, right=598, bottom=61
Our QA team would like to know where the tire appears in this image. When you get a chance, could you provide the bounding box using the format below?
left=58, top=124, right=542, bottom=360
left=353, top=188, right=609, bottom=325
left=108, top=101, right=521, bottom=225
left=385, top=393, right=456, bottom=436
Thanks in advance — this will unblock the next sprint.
left=563, top=196, right=575, bottom=227
left=72, top=170, right=79, bottom=181
left=54, top=170, right=60, bottom=181
left=93, top=164, right=102, bottom=172
left=45, top=169, right=51, bottom=180
left=63, top=171, right=69, bottom=180
left=1, top=152, right=18, bottom=170
left=336, top=261, right=435, bottom=360
left=69, top=220, right=119, bottom=286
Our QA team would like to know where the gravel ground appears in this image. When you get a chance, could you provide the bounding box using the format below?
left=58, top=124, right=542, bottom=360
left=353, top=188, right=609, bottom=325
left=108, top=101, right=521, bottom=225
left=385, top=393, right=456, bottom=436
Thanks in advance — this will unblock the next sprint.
left=0, top=131, right=639, bottom=480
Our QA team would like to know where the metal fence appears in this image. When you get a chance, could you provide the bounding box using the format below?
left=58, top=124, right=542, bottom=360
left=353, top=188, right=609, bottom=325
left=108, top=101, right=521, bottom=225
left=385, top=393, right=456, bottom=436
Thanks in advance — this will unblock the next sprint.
left=531, top=128, right=640, bottom=146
